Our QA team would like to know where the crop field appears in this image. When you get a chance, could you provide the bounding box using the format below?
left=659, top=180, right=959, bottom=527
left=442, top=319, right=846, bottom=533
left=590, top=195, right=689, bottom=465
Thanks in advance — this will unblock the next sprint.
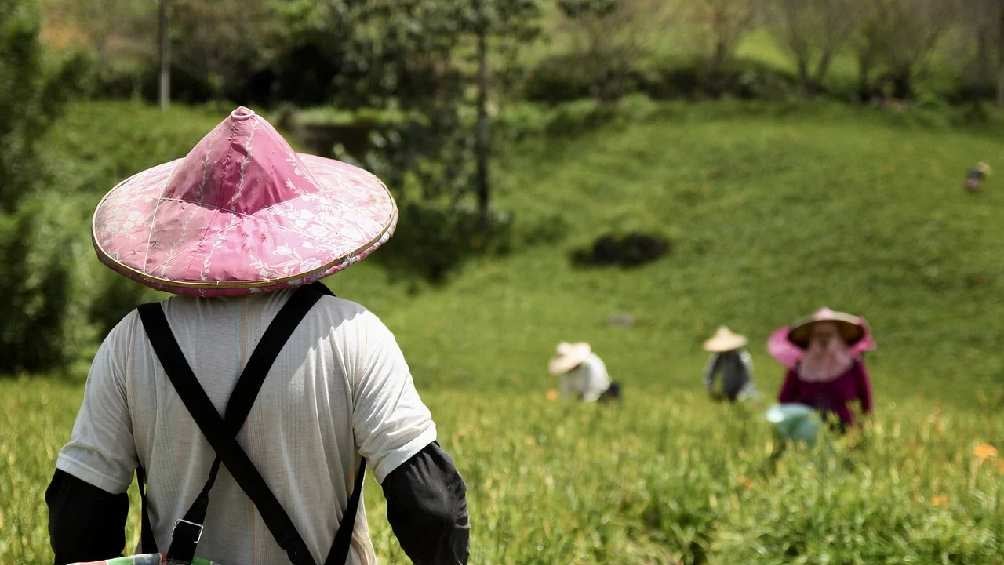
left=1, top=100, right=1003, bottom=563
left=2, top=380, right=1002, bottom=563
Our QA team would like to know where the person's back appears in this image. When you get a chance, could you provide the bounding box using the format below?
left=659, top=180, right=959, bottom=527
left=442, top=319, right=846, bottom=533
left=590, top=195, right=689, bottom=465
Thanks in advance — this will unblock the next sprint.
left=702, top=327, right=754, bottom=402
left=47, top=107, right=468, bottom=565
left=705, top=350, right=752, bottom=402
left=57, top=290, right=435, bottom=562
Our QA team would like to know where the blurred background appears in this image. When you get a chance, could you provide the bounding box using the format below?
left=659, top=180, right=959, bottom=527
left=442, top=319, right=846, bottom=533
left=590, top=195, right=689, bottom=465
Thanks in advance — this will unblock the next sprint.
left=4, top=0, right=1004, bottom=386
left=2, top=2, right=1004, bottom=561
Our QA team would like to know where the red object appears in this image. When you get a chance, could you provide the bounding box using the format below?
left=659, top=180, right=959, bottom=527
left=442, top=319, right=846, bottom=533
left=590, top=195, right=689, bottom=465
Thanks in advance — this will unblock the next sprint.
left=777, top=361, right=873, bottom=426
left=768, top=324, right=875, bottom=369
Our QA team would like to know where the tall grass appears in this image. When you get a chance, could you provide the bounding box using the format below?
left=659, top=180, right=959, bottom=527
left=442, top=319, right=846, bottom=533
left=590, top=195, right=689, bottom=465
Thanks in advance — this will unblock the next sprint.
left=3, top=380, right=1001, bottom=563
left=2, top=99, right=1002, bottom=562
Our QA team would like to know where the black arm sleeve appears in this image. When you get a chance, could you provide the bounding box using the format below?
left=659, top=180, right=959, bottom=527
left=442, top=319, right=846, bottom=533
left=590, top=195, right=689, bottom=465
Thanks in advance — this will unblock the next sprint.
left=45, top=469, right=129, bottom=565
left=382, top=441, right=469, bottom=565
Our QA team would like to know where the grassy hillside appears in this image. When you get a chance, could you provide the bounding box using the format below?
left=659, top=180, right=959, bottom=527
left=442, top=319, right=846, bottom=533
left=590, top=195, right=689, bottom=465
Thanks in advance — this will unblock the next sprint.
left=2, top=100, right=1002, bottom=562
left=3, top=380, right=1001, bottom=563
left=337, top=100, right=1003, bottom=408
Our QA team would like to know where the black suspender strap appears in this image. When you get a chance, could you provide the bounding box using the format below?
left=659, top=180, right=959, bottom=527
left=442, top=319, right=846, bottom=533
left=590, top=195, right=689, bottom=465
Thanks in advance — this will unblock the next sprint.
left=326, top=458, right=366, bottom=565
left=136, top=282, right=366, bottom=565
left=136, top=465, right=158, bottom=553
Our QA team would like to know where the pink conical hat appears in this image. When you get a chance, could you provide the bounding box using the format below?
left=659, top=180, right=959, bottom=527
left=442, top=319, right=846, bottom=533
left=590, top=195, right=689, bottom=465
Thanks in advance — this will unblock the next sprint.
left=767, top=307, right=876, bottom=368
left=92, top=106, right=397, bottom=296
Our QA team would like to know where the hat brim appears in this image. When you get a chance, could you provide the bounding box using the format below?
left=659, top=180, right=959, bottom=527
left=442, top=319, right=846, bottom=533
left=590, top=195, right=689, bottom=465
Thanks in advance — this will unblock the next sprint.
left=93, top=154, right=396, bottom=297
left=787, top=318, right=865, bottom=349
left=703, top=335, right=748, bottom=352
left=548, top=344, right=591, bottom=375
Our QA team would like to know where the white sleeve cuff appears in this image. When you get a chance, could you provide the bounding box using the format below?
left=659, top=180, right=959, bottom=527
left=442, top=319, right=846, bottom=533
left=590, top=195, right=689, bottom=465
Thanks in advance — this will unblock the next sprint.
left=55, top=454, right=131, bottom=495
left=372, top=425, right=438, bottom=484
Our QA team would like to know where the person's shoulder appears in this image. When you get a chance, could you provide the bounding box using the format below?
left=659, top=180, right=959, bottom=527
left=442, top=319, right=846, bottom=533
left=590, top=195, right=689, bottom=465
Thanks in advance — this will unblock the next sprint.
left=316, top=294, right=370, bottom=319
left=315, top=295, right=367, bottom=317
left=314, top=294, right=393, bottom=335
left=102, top=307, right=144, bottom=348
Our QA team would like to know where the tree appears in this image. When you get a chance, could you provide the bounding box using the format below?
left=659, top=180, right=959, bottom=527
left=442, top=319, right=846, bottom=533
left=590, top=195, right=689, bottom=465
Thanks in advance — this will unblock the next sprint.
left=0, top=0, right=83, bottom=372
left=765, top=0, right=854, bottom=94
left=849, top=0, right=959, bottom=100
left=280, top=0, right=539, bottom=224
left=686, top=0, right=757, bottom=73
left=39, top=0, right=156, bottom=95
left=158, top=0, right=169, bottom=110
left=168, top=0, right=271, bottom=102
left=467, top=0, right=541, bottom=226
left=554, top=0, right=668, bottom=101
left=958, top=0, right=1004, bottom=105
left=1, top=0, right=56, bottom=212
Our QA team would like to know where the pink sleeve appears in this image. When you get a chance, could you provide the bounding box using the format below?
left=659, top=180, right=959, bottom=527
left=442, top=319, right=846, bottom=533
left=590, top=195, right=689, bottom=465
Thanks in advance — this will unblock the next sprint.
left=778, top=368, right=799, bottom=403
left=856, top=362, right=873, bottom=414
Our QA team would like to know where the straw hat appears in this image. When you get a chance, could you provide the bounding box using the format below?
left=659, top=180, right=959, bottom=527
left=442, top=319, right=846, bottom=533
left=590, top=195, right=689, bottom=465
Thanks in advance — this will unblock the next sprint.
left=787, top=307, right=866, bottom=349
left=548, top=342, right=591, bottom=375
left=92, top=106, right=397, bottom=297
left=702, top=326, right=747, bottom=352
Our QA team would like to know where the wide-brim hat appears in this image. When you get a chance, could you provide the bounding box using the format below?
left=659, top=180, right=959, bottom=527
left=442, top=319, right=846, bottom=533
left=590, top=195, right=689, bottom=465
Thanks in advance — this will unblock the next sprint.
left=787, top=307, right=867, bottom=349
left=92, top=106, right=397, bottom=297
left=703, top=326, right=747, bottom=352
left=548, top=342, right=591, bottom=375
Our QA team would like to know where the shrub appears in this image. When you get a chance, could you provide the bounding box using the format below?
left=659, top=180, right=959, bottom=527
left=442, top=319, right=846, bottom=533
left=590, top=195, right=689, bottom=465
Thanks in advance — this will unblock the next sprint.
left=640, top=57, right=799, bottom=100
left=376, top=201, right=514, bottom=284
left=524, top=51, right=646, bottom=104
left=571, top=231, right=670, bottom=268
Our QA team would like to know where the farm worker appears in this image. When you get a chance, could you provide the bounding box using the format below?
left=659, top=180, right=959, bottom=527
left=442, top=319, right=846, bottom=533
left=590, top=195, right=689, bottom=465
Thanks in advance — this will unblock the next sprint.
left=774, top=307, right=874, bottom=429
left=963, top=161, right=991, bottom=192
left=548, top=342, right=621, bottom=401
left=702, top=326, right=756, bottom=402
left=45, top=107, right=468, bottom=565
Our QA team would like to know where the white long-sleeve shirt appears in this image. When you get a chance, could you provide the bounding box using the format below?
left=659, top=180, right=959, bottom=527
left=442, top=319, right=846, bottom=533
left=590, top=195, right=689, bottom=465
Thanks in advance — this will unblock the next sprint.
left=56, top=290, right=437, bottom=564
left=559, top=353, right=611, bottom=401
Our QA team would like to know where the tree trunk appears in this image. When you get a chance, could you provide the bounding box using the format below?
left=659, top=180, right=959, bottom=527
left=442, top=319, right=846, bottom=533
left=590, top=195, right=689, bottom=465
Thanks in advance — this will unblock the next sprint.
left=158, top=0, right=170, bottom=111
left=857, top=51, right=874, bottom=102
left=475, top=20, right=491, bottom=230
left=813, top=49, right=835, bottom=94
left=997, top=0, right=1004, bottom=106
left=796, top=57, right=810, bottom=96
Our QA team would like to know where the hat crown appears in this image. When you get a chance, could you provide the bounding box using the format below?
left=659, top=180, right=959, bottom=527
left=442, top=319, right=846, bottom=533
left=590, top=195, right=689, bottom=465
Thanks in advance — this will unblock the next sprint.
left=713, top=326, right=734, bottom=338
left=810, top=306, right=860, bottom=324
left=814, top=307, right=836, bottom=318
left=163, top=106, right=320, bottom=215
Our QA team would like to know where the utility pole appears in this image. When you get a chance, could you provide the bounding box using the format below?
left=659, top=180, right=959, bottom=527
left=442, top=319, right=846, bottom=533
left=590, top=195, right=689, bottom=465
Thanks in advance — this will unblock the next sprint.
left=158, top=0, right=170, bottom=111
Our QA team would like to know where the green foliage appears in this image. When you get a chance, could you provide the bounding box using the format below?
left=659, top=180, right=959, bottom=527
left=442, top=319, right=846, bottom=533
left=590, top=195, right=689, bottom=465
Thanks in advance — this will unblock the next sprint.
left=376, top=202, right=514, bottom=284
left=2, top=381, right=1001, bottom=563
left=0, top=196, right=89, bottom=372
left=1, top=0, right=48, bottom=212
left=0, top=0, right=85, bottom=372
left=0, top=102, right=220, bottom=373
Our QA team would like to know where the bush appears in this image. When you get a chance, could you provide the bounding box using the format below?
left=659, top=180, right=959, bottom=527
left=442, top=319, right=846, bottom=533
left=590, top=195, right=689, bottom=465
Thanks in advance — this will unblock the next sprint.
left=524, top=52, right=800, bottom=104
left=571, top=231, right=671, bottom=268
left=376, top=201, right=514, bottom=284
left=640, top=57, right=799, bottom=100
left=524, top=51, right=646, bottom=104
left=0, top=196, right=96, bottom=373
left=0, top=102, right=218, bottom=374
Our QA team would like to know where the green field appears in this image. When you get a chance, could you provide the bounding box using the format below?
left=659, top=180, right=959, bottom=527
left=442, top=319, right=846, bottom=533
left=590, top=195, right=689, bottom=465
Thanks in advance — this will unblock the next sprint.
left=2, top=100, right=1003, bottom=563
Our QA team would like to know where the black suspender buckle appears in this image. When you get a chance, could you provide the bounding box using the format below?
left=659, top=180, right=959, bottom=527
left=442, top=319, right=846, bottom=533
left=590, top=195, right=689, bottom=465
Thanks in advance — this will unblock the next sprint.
left=167, top=518, right=205, bottom=563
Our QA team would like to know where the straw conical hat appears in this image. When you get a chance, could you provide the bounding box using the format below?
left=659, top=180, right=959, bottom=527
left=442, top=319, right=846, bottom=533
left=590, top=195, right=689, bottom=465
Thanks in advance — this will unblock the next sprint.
left=787, top=307, right=866, bottom=349
left=548, top=342, right=591, bottom=375
left=703, top=326, right=748, bottom=352
left=92, top=106, right=396, bottom=297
